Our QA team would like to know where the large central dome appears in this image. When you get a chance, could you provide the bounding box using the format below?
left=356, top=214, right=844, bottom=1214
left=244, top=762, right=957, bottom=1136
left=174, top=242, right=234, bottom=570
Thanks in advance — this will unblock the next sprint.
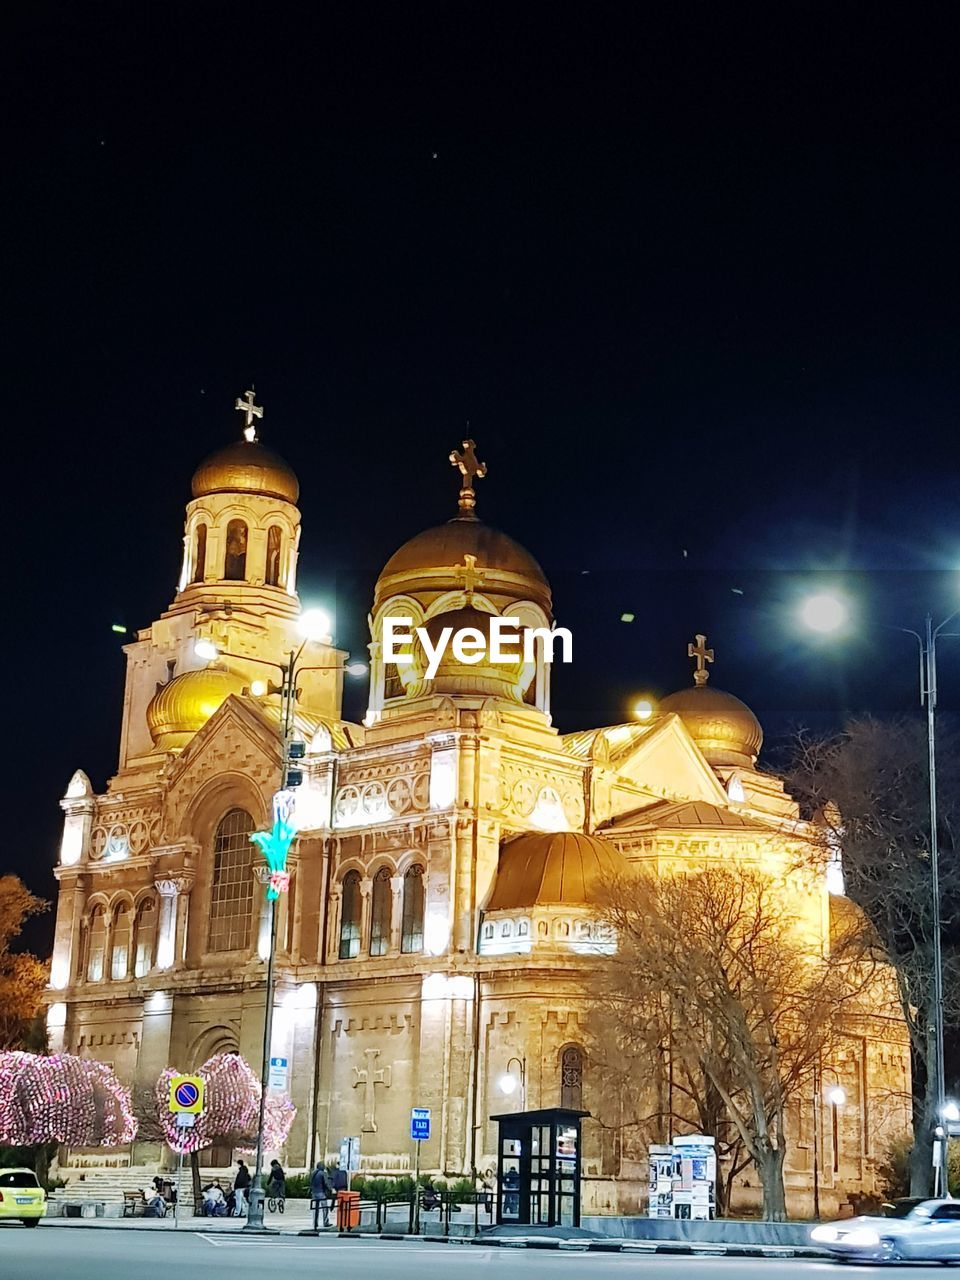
left=375, top=515, right=550, bottom=611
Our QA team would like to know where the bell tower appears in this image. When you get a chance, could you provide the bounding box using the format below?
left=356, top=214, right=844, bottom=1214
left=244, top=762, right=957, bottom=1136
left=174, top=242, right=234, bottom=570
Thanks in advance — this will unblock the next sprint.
left=170, top=389, right=302, bottom=620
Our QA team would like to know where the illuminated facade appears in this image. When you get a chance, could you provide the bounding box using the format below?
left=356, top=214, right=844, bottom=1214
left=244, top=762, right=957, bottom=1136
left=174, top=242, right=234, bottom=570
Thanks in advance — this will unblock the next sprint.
left=49, top=403, right=910, bottom=1214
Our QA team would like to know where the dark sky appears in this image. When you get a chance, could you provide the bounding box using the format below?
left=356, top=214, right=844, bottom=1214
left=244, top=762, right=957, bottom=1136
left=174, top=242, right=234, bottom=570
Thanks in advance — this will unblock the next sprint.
left=6, top=3, right=960, bottom=949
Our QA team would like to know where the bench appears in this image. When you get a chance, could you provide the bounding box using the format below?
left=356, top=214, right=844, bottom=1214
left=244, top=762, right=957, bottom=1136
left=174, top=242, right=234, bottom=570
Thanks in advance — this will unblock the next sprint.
left=122, top=1190, right=148, bottom=1217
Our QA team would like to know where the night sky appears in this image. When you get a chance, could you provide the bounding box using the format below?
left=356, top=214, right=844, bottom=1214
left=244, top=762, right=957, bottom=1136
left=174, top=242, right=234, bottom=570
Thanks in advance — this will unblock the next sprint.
left=6, top=4, right=960, bottom=950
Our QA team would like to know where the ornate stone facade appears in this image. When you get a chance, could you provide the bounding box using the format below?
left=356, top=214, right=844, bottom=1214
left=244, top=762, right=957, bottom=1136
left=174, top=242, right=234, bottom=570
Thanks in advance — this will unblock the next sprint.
left=47, top=408, right=911, bottom=1215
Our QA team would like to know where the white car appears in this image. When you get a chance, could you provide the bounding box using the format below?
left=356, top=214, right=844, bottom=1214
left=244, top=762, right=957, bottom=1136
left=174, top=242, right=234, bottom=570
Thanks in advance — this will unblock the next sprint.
left=811, top=1198, right=960, bottom=1264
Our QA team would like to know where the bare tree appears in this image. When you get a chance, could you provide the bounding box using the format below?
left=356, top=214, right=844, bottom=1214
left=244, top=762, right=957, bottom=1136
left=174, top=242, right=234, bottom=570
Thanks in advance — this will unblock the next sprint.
left=593, top=863, right=857, bottom=1219
left=786, top=716, right=960, bottom=1194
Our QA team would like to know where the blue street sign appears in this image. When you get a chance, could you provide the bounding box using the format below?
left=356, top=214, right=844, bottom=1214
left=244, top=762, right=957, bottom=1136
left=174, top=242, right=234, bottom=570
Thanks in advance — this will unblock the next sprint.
left=411, top=1107, right=431, bottom=1141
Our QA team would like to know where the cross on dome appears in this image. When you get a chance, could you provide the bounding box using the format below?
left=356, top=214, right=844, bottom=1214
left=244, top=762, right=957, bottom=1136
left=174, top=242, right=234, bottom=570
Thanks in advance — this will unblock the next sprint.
left=688, top=633, right=715, bottom=687
left=449, top=436, right=486, bottom=515
left=234, top=388, right=264, bottom=442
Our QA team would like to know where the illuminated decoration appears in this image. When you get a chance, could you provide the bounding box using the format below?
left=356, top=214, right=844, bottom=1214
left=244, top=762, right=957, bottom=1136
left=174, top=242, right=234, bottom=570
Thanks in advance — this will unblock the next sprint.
left=156, top=1052, right=295, bottom=1155
left=250, top=789, right=297, bottom=901
left=0, top=1052, right=136, bottom=1147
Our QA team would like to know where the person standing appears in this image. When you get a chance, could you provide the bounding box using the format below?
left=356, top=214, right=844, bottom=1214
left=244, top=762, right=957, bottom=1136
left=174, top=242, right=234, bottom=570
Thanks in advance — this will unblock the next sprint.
left=309, top=1162, right=332, bottom=1229
left=233, top=1159, right=251, bottom=1216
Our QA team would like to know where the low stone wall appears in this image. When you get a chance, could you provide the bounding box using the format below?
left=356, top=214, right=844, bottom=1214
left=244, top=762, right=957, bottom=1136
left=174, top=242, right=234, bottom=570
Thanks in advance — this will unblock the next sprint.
left=582, top=1216, right=813, bottom=1247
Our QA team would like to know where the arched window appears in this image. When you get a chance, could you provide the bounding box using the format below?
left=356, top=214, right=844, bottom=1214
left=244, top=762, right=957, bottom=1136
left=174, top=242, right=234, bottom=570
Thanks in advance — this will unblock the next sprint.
left=86, top=905, right=106, bottom=981
left=401, top=865, right=424, bottom=954
left=560, top=1045, right=584, bottom=1109
left=265, top=525, right=282, bottom=587
left=111, top=903, right=132, bottom=980
left=369, top=867, right=391, bottom=957
left=133, top=897, right=157, bottom=977
left=339, top=871, right=361, bottom=959
left=207, top=809, right=255, bottom=952
left=224, top=519, right=248, bottom=580
left=193, top=523, right=208, bottom=583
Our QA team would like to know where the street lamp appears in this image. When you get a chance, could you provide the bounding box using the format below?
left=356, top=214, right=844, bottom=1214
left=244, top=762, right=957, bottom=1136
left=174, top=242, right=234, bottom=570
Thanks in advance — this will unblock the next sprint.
left=193, top=615, right=365, bottom=1229
left=499, top=1057, right=526, bottom=1110
left=801, top=593, right=959, bottom=1197
left=812, top=1061, right=845, bottom=1220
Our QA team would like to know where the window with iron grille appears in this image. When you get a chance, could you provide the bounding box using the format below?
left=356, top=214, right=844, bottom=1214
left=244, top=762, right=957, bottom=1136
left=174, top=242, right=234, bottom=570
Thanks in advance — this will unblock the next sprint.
left=207, top=809, right=255, bottom=953
left=560, top=1045, right=584, bottom=1109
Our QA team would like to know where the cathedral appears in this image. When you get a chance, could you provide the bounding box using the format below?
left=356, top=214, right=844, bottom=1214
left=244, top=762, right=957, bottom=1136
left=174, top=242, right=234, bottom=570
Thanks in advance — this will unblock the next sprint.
left=48, top=394, right=910, bottom=1215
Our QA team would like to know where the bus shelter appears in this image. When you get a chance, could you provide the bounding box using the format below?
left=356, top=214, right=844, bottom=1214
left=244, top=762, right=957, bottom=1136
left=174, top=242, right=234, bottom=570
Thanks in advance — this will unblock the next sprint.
left=490, top=1107, right=589, bottom=1228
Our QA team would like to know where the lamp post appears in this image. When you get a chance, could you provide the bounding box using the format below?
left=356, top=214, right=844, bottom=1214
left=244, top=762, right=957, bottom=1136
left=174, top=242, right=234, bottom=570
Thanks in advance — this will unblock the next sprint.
left=801, top=595, right=959, bottom=1196
left=194, top=618, right=366, bottom=1229
left=811, top=1059, right=845, bottom=1221
left=499, top=1057, right=527, bottom=1110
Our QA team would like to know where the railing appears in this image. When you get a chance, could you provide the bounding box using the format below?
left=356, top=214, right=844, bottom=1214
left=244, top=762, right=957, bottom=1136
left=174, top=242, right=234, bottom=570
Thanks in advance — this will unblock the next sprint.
left=346, top=1190, right=494, bottom=1236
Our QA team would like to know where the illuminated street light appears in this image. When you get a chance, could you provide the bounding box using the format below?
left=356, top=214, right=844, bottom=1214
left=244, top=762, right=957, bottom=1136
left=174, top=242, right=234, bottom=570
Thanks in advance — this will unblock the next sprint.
left=194, top=638, right=220, bottom=661
left=942, top=1101, right=960, bottom=1124
left=298, top=607, right=332, bottom=641
left=826, top=1086, right=846, bottom=1107
left=498, top=1056, right=526, bottom=1109
left=345, top=661, right=368, bottom=676
left=800, top=593, right=848, bottom=634
left=802, top=593, right=960, bottom=1196
left=632, top=697, right=655, bottom=722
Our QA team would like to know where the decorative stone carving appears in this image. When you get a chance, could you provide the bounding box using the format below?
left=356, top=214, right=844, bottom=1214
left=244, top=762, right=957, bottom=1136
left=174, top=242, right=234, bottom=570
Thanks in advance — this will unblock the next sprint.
left=352, top=1047, right=391, bottom=1132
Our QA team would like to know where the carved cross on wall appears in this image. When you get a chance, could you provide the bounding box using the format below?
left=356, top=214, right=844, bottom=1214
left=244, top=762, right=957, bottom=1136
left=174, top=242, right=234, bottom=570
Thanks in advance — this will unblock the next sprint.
left=454, top=553, right=485, bottom=601
left=353, top=1047, right=391, bottom=1132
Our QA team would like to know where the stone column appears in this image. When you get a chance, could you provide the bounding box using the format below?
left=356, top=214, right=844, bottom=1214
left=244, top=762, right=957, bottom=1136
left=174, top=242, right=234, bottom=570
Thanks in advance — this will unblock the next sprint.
left=328, top=882, right=343, bottom=963
left=102, top=909, right=116, bottom=982
left=50, top=872, right=88, bottom=991
left=174, top=877, right=193, bottom=967
left=154, top=879, right=179, bottom=971
left=359, top=877, right=373, bottom=958
left=253, top=866, right=272, bottom=960
left=389, top=875, right=404, bottom=954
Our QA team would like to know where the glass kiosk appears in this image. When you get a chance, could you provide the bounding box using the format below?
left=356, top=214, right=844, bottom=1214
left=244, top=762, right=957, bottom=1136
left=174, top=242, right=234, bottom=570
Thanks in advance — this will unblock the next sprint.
left=491, top=1107, right=589, bottom=1228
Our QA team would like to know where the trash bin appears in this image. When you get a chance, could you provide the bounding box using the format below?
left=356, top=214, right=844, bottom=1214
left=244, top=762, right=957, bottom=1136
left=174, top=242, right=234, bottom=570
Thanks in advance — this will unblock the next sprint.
left=336, top=1190, right=360, bottom=1230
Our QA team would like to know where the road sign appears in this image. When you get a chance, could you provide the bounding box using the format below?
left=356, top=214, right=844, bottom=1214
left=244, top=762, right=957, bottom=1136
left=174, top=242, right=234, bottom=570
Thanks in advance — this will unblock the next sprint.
left=175, top=1112, right=196, bottom=1129
left=411, top=1107, right=431, bottom=1141
left=169, top=1074, right=204, bottom=1114
left=268, top=1056, right=288, bottom=1090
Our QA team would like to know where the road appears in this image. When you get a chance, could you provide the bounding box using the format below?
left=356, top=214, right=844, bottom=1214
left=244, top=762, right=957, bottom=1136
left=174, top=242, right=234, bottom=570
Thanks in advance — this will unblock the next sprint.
left=1, top=1228, right=957, bottom=1279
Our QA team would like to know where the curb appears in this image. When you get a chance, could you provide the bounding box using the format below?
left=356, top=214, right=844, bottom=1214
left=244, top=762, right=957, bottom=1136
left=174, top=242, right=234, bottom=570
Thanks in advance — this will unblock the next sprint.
left=38, top=1221, right=827, bottom=1257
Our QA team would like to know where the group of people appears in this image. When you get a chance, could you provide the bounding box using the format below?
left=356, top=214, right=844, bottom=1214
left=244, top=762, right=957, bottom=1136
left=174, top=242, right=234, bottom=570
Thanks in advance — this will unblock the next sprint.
left=201, top=1159, right=256, bottom=1216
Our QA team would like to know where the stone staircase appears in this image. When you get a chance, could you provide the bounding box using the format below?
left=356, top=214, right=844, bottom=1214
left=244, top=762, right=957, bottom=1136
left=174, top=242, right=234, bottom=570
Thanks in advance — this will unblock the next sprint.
left=49, top=1165, right=176, bottom=1217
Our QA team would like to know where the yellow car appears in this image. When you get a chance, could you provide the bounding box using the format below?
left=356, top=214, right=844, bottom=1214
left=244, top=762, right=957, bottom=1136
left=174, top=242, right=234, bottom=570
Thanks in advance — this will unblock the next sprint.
left=0, top=1168, right=46, bottom=1226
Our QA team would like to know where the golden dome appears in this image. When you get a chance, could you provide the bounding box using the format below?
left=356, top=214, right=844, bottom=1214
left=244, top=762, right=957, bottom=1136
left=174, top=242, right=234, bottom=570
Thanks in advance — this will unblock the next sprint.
left=485, top=831, right=628, bottom=911
left=191, top=439, right=299, bottom=504
left=375, top=516, right=551, bottom=612
left=659, top=684, right=763, bottom=767
left=146, top=667, right=248, bottom=752
left=415, top=606, right=531, bottom=701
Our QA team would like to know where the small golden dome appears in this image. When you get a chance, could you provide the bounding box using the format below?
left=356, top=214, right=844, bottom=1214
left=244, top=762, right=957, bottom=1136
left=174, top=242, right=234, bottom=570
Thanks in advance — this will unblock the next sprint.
left=485, top=831, right=628, bottom=911
left=375, top=516, right=550, bottom=612
left=191, top=439, right=299, bottom=504
left=146, top=667, right=248, bottom=752
left=416, top=606, right=531, bottom=701
left=659, top=684, right=763, bottom=767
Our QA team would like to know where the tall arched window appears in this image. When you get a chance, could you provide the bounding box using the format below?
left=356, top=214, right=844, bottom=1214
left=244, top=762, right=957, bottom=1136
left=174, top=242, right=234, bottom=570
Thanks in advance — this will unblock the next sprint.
left=400, top=865, right=424, bottom=954
left=560, top=1045, right=584, bottom=1109
left=207, top=809, right=255, bottom=952
left=339, top=871, right=361, bottom=959
left=369, top=867, right=391, bottom=957
left=133, top=897, right=157, bottom=977
left=224, top=519, right=248, bottom=580
left=86, top=906, right=106, bottom=981
left=193, top=523, right=208, bottom=583
left=111, top=903, right=132, bottom=980
left=265, top=525, right=282, bottom=586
